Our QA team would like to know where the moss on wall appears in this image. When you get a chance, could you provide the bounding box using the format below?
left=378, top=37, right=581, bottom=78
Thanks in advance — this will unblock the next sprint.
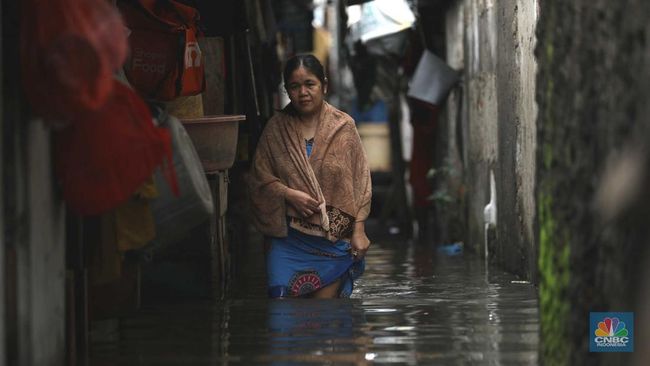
left=536, top=4, right=572, bottom=362
left=537, top=0, right=650, bottom=364
left=538, top=189, right=570, bottom=366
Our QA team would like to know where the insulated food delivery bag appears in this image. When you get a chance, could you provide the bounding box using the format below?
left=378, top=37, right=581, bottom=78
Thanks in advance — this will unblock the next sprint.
left=118, top=0, right=205, bottom=101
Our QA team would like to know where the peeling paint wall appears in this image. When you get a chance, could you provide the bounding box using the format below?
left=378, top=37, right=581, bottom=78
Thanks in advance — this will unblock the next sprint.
left=494, top=0, right=539, bottom=280
left=444, top=0, right=538, bottom=279
left=514, top=0, right=539, bottom=282
left=444, top=0, right=498, bottom=257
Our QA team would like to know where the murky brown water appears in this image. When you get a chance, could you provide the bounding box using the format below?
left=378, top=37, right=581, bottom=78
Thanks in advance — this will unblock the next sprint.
left=91, top=234, right=539, bottom=365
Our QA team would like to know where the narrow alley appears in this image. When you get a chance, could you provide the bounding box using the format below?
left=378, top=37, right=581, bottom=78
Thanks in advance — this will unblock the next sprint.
left=90, top=221, right=538, bottom=365
left=2, top=1, right=649, bottom=366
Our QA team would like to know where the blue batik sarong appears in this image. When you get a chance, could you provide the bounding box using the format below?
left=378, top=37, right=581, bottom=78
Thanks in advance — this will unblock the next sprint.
left=267, top=227, right=365, bottom=298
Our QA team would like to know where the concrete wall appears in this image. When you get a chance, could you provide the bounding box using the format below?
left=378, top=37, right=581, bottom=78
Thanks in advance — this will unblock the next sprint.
left=444, top=0, right=538, bottom=280
left=536, top=1, right=650, bottom=365
left=3, top=2, right=66, bottom=363
left=17, top=122, right=67, bottom=366
left=444, top=0, right=497, bottom=259
left=494, top=0, right=539, bottom=281
left=3, top=105, right=66, bottom=366
left=444, top=1, right=650, bottom=364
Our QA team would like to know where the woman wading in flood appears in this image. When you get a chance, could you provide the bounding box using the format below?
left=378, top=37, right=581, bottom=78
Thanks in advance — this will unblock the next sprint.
left=248, top=54, right=372, bottom=298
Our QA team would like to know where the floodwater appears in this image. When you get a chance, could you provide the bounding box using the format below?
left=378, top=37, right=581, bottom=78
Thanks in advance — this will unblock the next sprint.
left=91, top=230, right=539, bottom=365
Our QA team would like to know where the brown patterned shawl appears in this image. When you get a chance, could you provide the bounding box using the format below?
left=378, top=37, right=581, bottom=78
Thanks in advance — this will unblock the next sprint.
left=248, top=102, right=372, bottom=242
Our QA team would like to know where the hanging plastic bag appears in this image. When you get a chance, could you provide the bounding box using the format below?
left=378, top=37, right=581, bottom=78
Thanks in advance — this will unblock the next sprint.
left=54, top=80, right=179, bottom=216
left=117, top=0, right=206, bottom=101
left=350, top=0, right=415, bottom=43
left=407, top=50, right=459, bottom=106
left=21, top=0, right=128, bottom=121
left=147, top=108, right=214, bottom=254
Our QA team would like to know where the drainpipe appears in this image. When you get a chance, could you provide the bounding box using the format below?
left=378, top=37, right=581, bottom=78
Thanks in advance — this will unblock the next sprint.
left=483, top=170, right=497, bottom=261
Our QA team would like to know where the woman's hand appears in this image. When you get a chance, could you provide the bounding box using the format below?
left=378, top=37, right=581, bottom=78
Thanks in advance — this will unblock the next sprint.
left=350, top=221, right=370, bottom=260
left=285, top=188, right=320, bottom=218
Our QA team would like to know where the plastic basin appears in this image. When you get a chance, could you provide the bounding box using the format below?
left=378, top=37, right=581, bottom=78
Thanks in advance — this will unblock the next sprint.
left=181, top=115, right=245, bottom=172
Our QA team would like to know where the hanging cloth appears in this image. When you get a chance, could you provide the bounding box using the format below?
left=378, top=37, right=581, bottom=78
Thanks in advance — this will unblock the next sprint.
left=54, top=80, right=179, bottom=216
left=20, top=0, right=128, bottom=121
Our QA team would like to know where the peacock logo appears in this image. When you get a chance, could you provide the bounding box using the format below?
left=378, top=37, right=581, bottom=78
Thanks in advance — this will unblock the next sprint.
left=594, top=317, right=628, bottom=337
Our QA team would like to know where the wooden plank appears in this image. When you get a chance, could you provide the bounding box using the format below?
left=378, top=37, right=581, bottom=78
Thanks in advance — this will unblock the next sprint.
left=218, top=171, right=228, bottom=217
left=181, top=115, right=246, bottom=124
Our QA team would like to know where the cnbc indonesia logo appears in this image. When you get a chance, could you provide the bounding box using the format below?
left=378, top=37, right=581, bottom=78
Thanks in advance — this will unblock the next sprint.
left=594, top=317, right=629, bottom=346
left=590, top=313, right=634, bottom=352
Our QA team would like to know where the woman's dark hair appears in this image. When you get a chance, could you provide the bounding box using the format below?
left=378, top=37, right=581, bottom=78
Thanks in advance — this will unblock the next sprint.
left=283, top=54, right=327, bottom=86
left=281, top=54, right=327, bottom=115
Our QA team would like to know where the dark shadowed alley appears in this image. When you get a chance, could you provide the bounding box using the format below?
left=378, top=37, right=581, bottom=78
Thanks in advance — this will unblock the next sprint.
left=2, top=1, right=649, bottom=366
left=90, top=221, right=538, bottom=365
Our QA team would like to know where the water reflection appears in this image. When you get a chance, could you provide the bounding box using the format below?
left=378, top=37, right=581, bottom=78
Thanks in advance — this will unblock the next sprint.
left=354, top=238, right=538, bottom=365
left=264, top=299, right=370, bottom=365
left=91, top=236, right=539, bottom=365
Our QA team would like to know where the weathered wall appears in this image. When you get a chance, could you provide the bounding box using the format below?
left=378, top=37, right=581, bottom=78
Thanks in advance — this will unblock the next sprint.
left=3, top=97, right=66, bottom=366
left=494, top=0, right=538, bottom=280
left=536, top=1, right=650, bottom=365
left=444, top=0, right=650, bottom=363
left=444, top=0, right=538, bottom=280
left=18, top=122, right=67, bottom=366
left=440, top=0, right=467, bottom=245
left=444, top=0, right=498, bottom=257
left=3, top=2, right=66, bottom=363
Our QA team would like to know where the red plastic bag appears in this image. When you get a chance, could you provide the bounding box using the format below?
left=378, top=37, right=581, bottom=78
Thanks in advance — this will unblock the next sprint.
left=118, top=0, right=205, bottom=101
left=21, top=0, right=128, bottom=121
left=54, top=80, right=179, bottom=216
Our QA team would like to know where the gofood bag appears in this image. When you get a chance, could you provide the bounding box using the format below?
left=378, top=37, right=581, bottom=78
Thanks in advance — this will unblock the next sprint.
left=118, top=0, right=205, bottom=101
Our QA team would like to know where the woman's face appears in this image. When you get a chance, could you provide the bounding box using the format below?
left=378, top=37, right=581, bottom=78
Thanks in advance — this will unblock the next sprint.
left=286, top=66, right=327, bottom=117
